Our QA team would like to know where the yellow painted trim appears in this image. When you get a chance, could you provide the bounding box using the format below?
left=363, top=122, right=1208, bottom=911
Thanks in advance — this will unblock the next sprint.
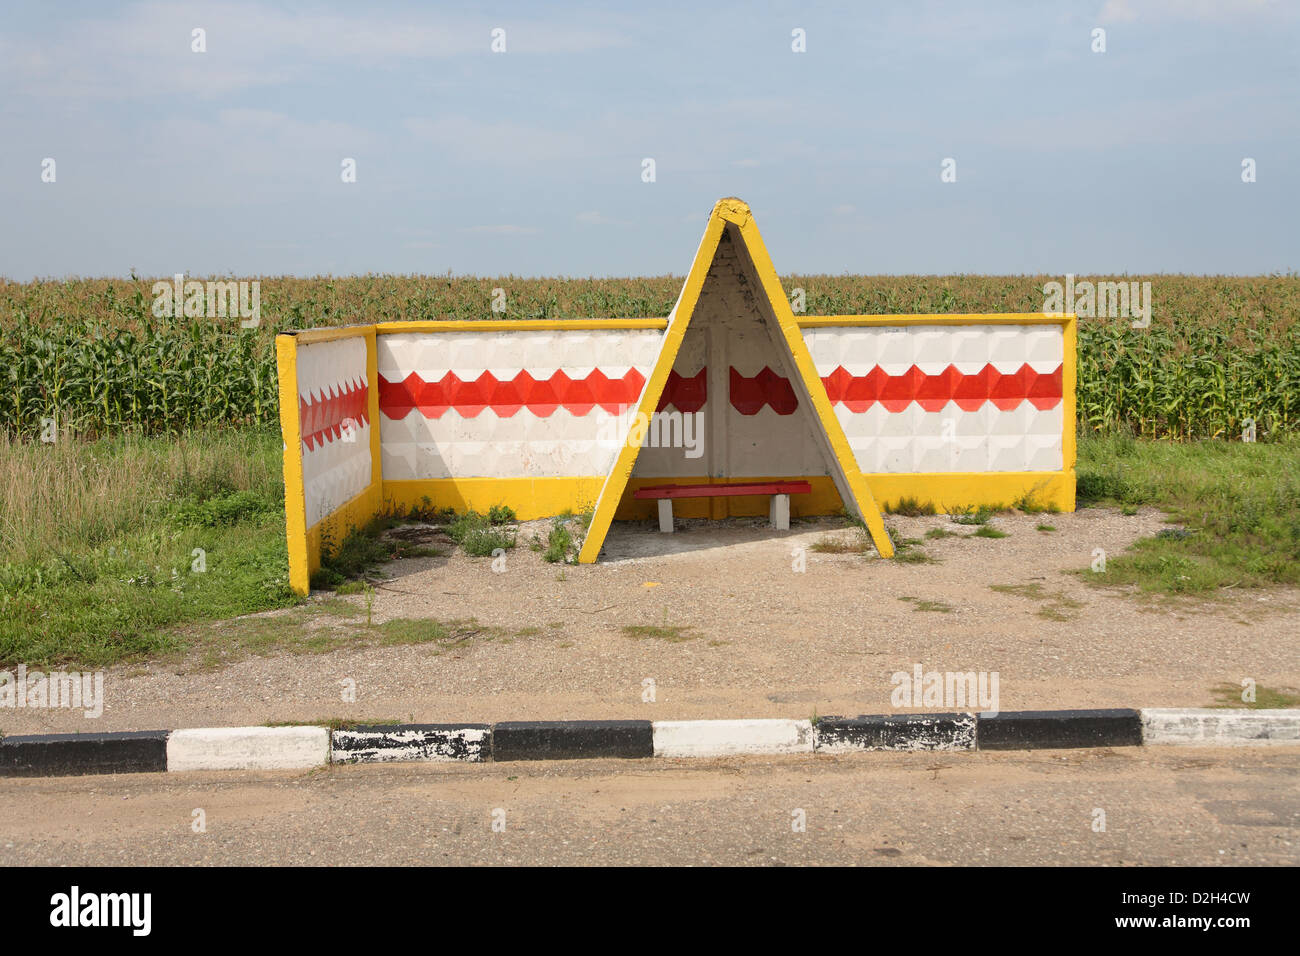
left=374, top=319, right=668, bottom=334
left=729, top=204, right=895, bottom=558
left=383, top=477, right=604, bottom=520
left=385, top=476, right=846, bottom=521
left=276, top=334, right=311, bottom=595
left=1061, top=314, right=1078, bottom=477
left=577, top=211, right=729, bottom=563
left=289, top=324, right=375, bottom=345
left=796, top=313, right=1075, bottom=327
left=363, top=324, right=384, bottom=508
left=865, top=471, right=1075, bottom=514
left=381, top=471, right=1074, bottom=526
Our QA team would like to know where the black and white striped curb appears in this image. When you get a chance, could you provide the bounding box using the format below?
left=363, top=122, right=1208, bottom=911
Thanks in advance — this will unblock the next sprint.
left=1, top=709, right=1296, bottom=777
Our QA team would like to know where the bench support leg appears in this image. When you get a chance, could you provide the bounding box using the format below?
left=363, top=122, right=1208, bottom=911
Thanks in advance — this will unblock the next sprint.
left=657, top=499, right=674, bottom=534
left=769, top=494, right=790, bottom=530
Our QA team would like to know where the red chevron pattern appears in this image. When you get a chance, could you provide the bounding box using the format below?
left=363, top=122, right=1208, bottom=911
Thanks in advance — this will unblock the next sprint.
left=300, top=380, right=370, bottom=451
left=821, top=364, right=1063, bottom=413
left=656, top=368, right=707, bottom=413
left=728, top=363, right=1063, bottom=416
left=373, top=363, right=1063, bottom=420
left=379, top=369, right=648, bottom=420
left=730, top=367, right=799, bottom=415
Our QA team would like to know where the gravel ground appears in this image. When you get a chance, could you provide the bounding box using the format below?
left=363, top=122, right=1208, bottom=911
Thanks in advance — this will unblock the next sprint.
left=3, top=508, right=1297, bottom=734
left=0, top=747, right=1295, bottom=865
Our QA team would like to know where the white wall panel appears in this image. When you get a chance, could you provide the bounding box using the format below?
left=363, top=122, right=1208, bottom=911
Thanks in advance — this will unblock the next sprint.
left=296, top=336, right=372, bottom=527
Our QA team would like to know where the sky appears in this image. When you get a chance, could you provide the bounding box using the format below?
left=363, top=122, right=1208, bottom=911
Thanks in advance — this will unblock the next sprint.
left=1, top=0, right=1297, bottom=280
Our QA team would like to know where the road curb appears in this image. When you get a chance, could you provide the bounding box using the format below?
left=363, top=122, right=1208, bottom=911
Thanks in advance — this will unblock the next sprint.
left=653, top=718, right=814, bottom=758
left=331, top=724, right=491, bottom=764
left=167, top=726, right=331, bottom=772
left=494, top=720, right=654, bottom=761
left=977, top=708, right=1143, bottom=750
left=0, top=730, right=169, bottom=777
left=815, top=713, right=977, bottom=752
left=1, top=708, right=1295, bottom=777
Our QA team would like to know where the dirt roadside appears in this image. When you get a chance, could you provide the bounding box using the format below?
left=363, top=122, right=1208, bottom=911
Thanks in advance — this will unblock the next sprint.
left=1, top=748, right=1296, bottom=865
left=2, top=508, right=1296, bottom=734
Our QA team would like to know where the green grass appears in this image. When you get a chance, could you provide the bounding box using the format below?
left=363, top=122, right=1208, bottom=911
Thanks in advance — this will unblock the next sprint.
left=189, top=611, right=499, bottom=669
left=315, top=596, right=362, bottom=618
left=990, top=582, right=1085, bottom=621
left=443, top=510, right=517, bottom=557
left=267, top=717, right=411, bottom=731
left=373, top=617, right=463, bottom=646
left=1210, top=683, right=1300, bottom=709
left=459, top=526, right=516, bottom=557
left=621, top=624, right=697, bottom=643
left=0, top=427, right=459, bottom=667
left=1036, top=524, right=1057, bottom=533
left=1075, top=434, right=1300, bottom=595
left=972, top=525, right=1009, bottom=539
left=893, top=549, right=936, bottom=564
left=310, top=514, right=443, bottom=590
left=886, top=496, right=936, bottom=517
left=808, top=535, right=864, bottom=554
left=947, top=504, right=1002, bottom=526
left=541, top=518, right=577, bottom=564
left=0, top=428, right=298, bottom=667
left=898, top=596, right=954, bottom=613
left=885, top=524, right=938, bottom=563
left=1011, top=485, right=1060, bottom=514
left=487, top=504, right=517, bottom=525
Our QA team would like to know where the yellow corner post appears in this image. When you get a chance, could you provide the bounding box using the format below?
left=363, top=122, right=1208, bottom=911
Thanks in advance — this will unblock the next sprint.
left=1060, top=313, right=1078, bottom=511
left=276, top=333, right=311, bottom=595
left=727, top=203, right=894, bottom=558
left=577, top=210, right=730, bottom=562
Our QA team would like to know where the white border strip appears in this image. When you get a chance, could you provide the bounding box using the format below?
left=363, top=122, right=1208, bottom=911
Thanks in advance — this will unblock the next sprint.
left=167, top=726, right=331, bottom=771
left=1141, top=708, right=1300, bottom=746
left=652, top=719, right=814, bottom=758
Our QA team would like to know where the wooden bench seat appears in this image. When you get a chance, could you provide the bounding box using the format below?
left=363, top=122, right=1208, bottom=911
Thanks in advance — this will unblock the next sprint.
left=632, top=481, right=812, bottom=533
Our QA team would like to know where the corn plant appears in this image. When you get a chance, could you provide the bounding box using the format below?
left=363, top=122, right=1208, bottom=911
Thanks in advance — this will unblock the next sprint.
left=1, top=273, right=1296, bottom=440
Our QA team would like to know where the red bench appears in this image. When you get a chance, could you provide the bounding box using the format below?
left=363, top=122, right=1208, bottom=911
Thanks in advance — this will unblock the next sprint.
left=633, top=481, right=812, bottom=533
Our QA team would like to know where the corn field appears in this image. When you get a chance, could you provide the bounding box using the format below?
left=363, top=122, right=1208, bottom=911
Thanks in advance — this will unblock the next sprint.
left=1, top=274, right=1296, bottom=440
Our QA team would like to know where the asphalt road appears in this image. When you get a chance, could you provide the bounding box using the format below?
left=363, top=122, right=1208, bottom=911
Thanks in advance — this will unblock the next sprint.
left=1, top=747, right=1296, bottom=866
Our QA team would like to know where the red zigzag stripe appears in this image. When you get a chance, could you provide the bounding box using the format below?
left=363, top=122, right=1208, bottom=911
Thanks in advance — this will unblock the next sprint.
left=730, top=367, right=798, bottom=415
left=375, top=363, right=1063, bottom=419
left=726, top=364, right=1064, bottom=415
left=821, top=363, right=1063, bottom=413
left=379, top=369, right=647, bottom=419
left=300, top=380, right=370, bottom=451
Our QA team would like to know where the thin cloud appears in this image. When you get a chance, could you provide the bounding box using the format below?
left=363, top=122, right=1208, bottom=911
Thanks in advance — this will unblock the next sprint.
left=1099, top=0, right=1287, bottom=23
left=463, top=225, right=540, bottom=236
left=576, top=211, right=627, bottom=226
left=0, top=1, right=630, bottom=101
left=404, top=115, right=592, bottom=166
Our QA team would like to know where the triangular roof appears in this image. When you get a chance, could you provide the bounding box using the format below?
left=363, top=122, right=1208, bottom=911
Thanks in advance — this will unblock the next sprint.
left=577, top=197, right=895, bottom=562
